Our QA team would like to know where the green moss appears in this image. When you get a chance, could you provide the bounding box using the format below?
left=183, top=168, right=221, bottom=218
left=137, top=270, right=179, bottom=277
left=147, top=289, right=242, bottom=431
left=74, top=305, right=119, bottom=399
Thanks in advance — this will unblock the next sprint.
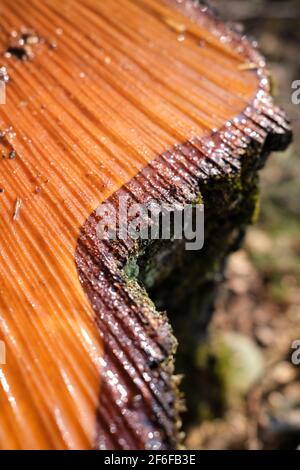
left=251, top=190, right=261, bottom=224
left=123, top=256, right=140, bottom=280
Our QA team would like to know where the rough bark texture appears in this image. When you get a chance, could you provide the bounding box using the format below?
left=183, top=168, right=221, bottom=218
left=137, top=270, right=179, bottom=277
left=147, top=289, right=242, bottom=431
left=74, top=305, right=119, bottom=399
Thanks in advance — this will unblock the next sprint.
left=76, top=103, right=291, bottom=449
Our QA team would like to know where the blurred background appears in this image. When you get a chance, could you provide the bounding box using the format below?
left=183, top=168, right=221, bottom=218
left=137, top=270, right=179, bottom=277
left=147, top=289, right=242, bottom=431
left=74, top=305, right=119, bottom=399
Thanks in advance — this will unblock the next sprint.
left=185, top=0, right=300, bottom=450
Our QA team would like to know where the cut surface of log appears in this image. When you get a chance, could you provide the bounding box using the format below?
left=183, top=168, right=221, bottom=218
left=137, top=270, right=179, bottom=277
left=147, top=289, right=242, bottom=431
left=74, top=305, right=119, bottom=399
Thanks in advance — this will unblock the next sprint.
left=0, top=0, right=291, bottom=450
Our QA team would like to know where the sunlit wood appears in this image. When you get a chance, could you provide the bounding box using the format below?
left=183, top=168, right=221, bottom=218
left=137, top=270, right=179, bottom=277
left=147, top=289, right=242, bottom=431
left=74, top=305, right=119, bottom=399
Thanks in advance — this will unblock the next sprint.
left=0, top=0, right=290, bottom=449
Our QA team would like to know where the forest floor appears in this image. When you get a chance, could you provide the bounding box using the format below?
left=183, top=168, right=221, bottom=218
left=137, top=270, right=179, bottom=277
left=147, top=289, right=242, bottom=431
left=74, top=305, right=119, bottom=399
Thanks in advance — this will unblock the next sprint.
left=186, top=0, right=300, bottom=450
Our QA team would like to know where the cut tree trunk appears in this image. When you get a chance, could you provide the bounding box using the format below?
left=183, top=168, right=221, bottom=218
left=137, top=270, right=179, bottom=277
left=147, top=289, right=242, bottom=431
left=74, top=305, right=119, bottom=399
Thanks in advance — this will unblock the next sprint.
left=0, top=0, right=291, bottom=450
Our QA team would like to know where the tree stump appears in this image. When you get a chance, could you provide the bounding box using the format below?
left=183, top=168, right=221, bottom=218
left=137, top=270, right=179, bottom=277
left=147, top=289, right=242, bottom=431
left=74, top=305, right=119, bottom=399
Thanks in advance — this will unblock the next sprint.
left=0, top=0, right=291, bottom=450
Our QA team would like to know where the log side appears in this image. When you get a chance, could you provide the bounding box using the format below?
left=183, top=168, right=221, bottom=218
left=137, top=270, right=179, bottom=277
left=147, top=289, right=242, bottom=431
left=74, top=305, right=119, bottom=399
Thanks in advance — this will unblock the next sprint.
left=0, top=0, right=292, bottom=450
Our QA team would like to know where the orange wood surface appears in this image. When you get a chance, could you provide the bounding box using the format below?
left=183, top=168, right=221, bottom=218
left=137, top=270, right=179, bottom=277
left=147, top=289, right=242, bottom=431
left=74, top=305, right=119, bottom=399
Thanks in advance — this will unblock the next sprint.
left=0, top=0, right=258, bottom=449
